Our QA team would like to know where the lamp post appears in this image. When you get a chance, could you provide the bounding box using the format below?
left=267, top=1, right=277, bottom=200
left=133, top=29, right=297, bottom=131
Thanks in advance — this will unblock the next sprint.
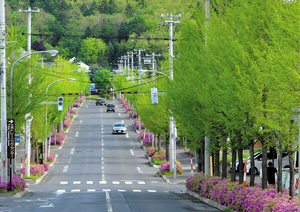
left=45, top=78, right=75, bottom=160
left=9, top=50, right=59, bottom=178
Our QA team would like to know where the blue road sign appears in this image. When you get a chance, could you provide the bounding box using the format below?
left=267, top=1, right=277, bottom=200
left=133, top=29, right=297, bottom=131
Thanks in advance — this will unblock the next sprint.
left=15, top=132, right=21, bottom=143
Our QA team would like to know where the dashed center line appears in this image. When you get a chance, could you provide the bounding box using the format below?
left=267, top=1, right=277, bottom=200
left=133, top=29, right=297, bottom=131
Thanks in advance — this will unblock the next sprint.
left=137, top=167, right=143, bottom=173
left=75, top=132, right=79, bottom=137
left=63, top=166, right=68, bottom=172
left=130, top=149, right=134, bottom=155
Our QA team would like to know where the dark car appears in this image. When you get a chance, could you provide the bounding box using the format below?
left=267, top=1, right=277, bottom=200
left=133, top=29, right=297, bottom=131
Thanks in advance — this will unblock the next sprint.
left=107, top=104, right=115, bottom=112
left=96, top=98, right=106, bottom=106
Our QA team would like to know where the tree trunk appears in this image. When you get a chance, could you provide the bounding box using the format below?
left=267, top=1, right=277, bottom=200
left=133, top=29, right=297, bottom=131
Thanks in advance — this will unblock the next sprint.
left=289, top=151, right=295, bottom=198
left=231, top=146, right=237, bottom=182
left=157, top=134, right=161, bottom=151
left=237, top=134, right=244, bottom=184
left=261, top=141, right=268, bottom=189
left=165, top=135, right=170, bottom=162
left=57, top=123, right=60, bottom=133
left=222, top=148, right=227, bottom=179
left=197, top=138, right=205, bottom=172
left=249, top=139, right=255, bottom=186
left=215, top=143, right=220, bottom=177
left=277, top=149, right=282, bottom=193
left=154, top=133, right=157, bottom=148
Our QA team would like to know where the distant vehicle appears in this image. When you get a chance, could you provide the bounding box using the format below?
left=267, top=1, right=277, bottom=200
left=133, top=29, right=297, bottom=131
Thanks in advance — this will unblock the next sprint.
left=230, top=151, right=289, bottom=175
left=112, top=122, right=127, bottom=134
left=96, top=98, right=106, bottom=106
left=107, top=104, right=115, bottom=112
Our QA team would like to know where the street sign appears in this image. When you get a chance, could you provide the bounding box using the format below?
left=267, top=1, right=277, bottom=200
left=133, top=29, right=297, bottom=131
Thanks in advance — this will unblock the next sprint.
left=15, top=132, right=21, bottom=143
left=7, top=119, right=15, bottom=159
left=144, top=59, right=151, bottom=64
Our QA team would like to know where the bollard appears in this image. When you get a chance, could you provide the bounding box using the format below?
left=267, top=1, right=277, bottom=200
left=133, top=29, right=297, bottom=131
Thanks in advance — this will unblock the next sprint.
left=21, top=156, right=23, bottom=178
left=243, top=160, right=247, bottom=188
left=190, top=151, right=193, bottom=175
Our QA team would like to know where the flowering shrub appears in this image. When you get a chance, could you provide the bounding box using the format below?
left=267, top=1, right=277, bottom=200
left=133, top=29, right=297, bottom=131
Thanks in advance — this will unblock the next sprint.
left=186, top=173, right=300, bottom=212
left=73, top=103, right=80, bottom=107
left=124, top=104, right=130, bottom=111
left=43, top=162, right=49, bottom=171
left=50, top=131, right=65, bottom=146
left=69, top=109, right=77, bottom=115
left=64, top=117, right=71, bottom=128
left=129, top=111, right=137, bottom=118
left=152, top=153, right=166, bottom=165
left=0, top=175, right=27, bottom=192
left=140, top=131, right=153, bottom=140
left=134, top=120, right=139, bottom=129
left=160, top=161, right=183, bottom=174
left=143, top=137, right=152, bottom=147
left=30, top=163, right=46, bottom=176
left=79, top=96, right=86, bottom=103
left=147, top=147, right=156, bottom=157
left=47, top=151, right=55, bottom=163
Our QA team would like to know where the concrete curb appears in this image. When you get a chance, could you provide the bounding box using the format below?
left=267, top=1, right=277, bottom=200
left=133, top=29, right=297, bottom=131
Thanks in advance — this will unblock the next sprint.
left=185, top=189, right=231, bottom=211
left=34, top=153, right=58, bottom=185
left=12, top=188, right=31, bottom=198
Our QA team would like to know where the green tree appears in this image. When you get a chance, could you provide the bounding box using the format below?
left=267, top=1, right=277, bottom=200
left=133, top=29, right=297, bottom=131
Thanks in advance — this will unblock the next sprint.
left=78, top=37, right=107, bottom=64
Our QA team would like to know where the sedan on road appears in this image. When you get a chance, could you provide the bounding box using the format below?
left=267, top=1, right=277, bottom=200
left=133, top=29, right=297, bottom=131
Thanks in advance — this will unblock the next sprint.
left=112, top=122, right=127, bottom=134
left=107, top=103, right=115, bottom=112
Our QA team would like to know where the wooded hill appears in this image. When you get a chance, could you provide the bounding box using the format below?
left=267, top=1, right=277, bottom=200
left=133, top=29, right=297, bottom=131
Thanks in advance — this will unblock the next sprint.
left=5, top=0, right=196, bottom=69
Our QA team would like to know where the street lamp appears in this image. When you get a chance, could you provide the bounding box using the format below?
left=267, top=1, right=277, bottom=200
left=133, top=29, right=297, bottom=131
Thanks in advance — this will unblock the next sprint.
left=45, top=78, right=75, bottom=159
left=10, top=50, right=59, bottom=118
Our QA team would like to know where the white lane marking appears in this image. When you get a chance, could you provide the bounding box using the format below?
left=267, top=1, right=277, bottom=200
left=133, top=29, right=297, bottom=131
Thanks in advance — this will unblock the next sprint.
left=102, top=139, right=103, bottom=142
left=106, top=191, right=112, bottom=212
left=102, top=148, right=104, bottom=151
left=100, top=181, right=107, bottom=184
left=86, top=106, right=88, bottom=108
left=73, top=181, right=81, bottom=184
left=118, top=190, right=126, bottom=192
left=87, top=189, right=96, bottom=192
left=71, top=189, right=80, bottom=192
left=75, top=132, right=79, bottom=137
left=130, top=149, right=134, bottom=155
left=55, top=190, right=65, bottom=196
left=126, top=133, right=129, bottom=138
left=148, top=190, right=157, bottom=192
left=137, top=167, right=143, bottom=173
left=133, top=190, right=141, bottom=192
left=121, top=120, right=124, bottom=123
left=125, top=181, right=132, bottom=184
left=138, top=181, right=145, bottom=184
left=101, top=157, right=104, bottom=160
left=118, top=114, right=121, bottom=116
left=40, top=203, right=54, bottom=208
left=60, top=181, right=68, bottom=184
left=102, top=161, right=104, bottom=164
left=102, top=143, right=104, bottom=146
left=70, top=148, right=75, bottom=155
left=101, top=128, right=103, bottom=130
left=102, top=132, right=103, bottom=134
left=103, top=189, right=111, bottom=192
left=80, top=120, right=82, bottom=123
left=112, top=181, right=120, bottom=184
left=63, top=166, right=68, bottom=172
left=86, top=181, right=93, bottom=184
left=102, top=166, right=104, bottom=170
left=151, top=181, right=158, bottom=183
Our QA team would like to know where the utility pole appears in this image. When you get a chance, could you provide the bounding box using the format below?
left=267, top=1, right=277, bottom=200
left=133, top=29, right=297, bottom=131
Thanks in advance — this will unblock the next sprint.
left=0, top=0, right=7, bottom=182
left=134, top=49, right=145, bottom=93
left=146, top=53, right=161, bottom=78
left=127, top=52, right=130, bottom=78
left=18, top=7, right=40, bottom=53
left=161, top=13, right=180, bottom=176
left=204, top=0, right=211, bottom=176
left=124, top=55, right=127, bottom=76
left=131, top=52, right=134, bottom=82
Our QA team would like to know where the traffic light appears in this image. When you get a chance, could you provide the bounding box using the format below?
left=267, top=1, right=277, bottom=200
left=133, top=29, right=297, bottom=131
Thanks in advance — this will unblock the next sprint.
left=58, top=96, right=63, bottom=111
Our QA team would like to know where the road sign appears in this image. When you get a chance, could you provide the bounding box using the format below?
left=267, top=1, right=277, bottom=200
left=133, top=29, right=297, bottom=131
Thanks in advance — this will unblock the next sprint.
left=15, top=132, right=21, bottom=143
left=7, top=119, right=15, bottom=159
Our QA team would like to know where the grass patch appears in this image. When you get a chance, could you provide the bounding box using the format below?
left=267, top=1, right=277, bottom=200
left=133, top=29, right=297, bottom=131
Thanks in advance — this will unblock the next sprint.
left=23, top=174, right=40, bottom=180
left=152, top=158, right=165, bottom=165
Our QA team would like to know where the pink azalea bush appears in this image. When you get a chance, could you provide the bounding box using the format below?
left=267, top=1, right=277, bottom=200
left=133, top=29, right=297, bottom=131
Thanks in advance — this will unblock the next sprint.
left=50, top=131, right=65, bottom=146
left=73, top=103, right=80, bottom=107
left=79, top=96, right=86, bottom=103
left=160, top=161, right=183, bottom=174
left=129, top=111, right=137, bottom=118
left=140, top=131, right=153, bottom=140
left=30, top=163, right=46, bottom=176
left=143, top=137, right=151, bottom=147
left=186, top=173, right=300, bottom=212
left=69, top=109, right=77, bottom=115
left=0, top=175, right=27, bottom=192
left=64, top=117, right=71, bottom=128
left=47, top=151, right=55, bottom=163
left=147, top=147, right=165, bottom=157
left=152, top=152, right=166, bottom=165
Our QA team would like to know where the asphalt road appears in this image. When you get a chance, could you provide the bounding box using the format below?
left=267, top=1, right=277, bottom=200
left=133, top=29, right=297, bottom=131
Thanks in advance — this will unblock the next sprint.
left=0, top=100, right=220, bottom=212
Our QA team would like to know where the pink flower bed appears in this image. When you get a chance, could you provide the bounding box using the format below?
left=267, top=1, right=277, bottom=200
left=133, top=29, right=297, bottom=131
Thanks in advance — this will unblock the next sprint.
left=0, top=175, right=27, bottom=192
left=64, top=117, right=71, bottom=128
left=186, top=173, right=300, bottom=212
left=69, top=109, right=77, bottom=115
left=160, top=161, right=183, bottom=174
left=30, top=163, right=46, bottom=176
left=50, top=131, right=65, bottom=146
left=47, top=151, right=55, bottom=162
left=140, top=131, right=153, bottom=140
left=143, top=137, right=151, bottom=146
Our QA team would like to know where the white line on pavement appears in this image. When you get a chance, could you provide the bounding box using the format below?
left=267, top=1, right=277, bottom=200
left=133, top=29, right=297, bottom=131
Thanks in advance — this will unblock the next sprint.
left=70, top=148, right=75, bottom=155
left=75, top=132, right=79, bottom=137
left=63, top=166, right=68, bottom=172
left=130, top=149, right=134, bottom=155
left=137, top=167, right=143, bottom=173
left=126, top=133, right=129, bottom=138
left=80, top=120, right=82, bottom=123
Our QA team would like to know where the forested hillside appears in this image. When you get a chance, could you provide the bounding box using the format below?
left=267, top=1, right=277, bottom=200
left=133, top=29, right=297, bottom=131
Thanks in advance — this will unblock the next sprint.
left=5, top=0, right=197, bottom=69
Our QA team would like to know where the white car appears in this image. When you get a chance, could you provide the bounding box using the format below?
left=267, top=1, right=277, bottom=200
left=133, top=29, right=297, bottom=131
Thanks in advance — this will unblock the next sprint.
left=112, top=122, right=127, bottom=134
left=230, top=151, right=289, bottom=175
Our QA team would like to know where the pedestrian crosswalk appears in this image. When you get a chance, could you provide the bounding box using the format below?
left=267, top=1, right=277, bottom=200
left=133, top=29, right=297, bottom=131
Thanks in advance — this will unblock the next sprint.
left=59, top=180, right=149, bottom=185
left=55, top=189, right=158, bottom=193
